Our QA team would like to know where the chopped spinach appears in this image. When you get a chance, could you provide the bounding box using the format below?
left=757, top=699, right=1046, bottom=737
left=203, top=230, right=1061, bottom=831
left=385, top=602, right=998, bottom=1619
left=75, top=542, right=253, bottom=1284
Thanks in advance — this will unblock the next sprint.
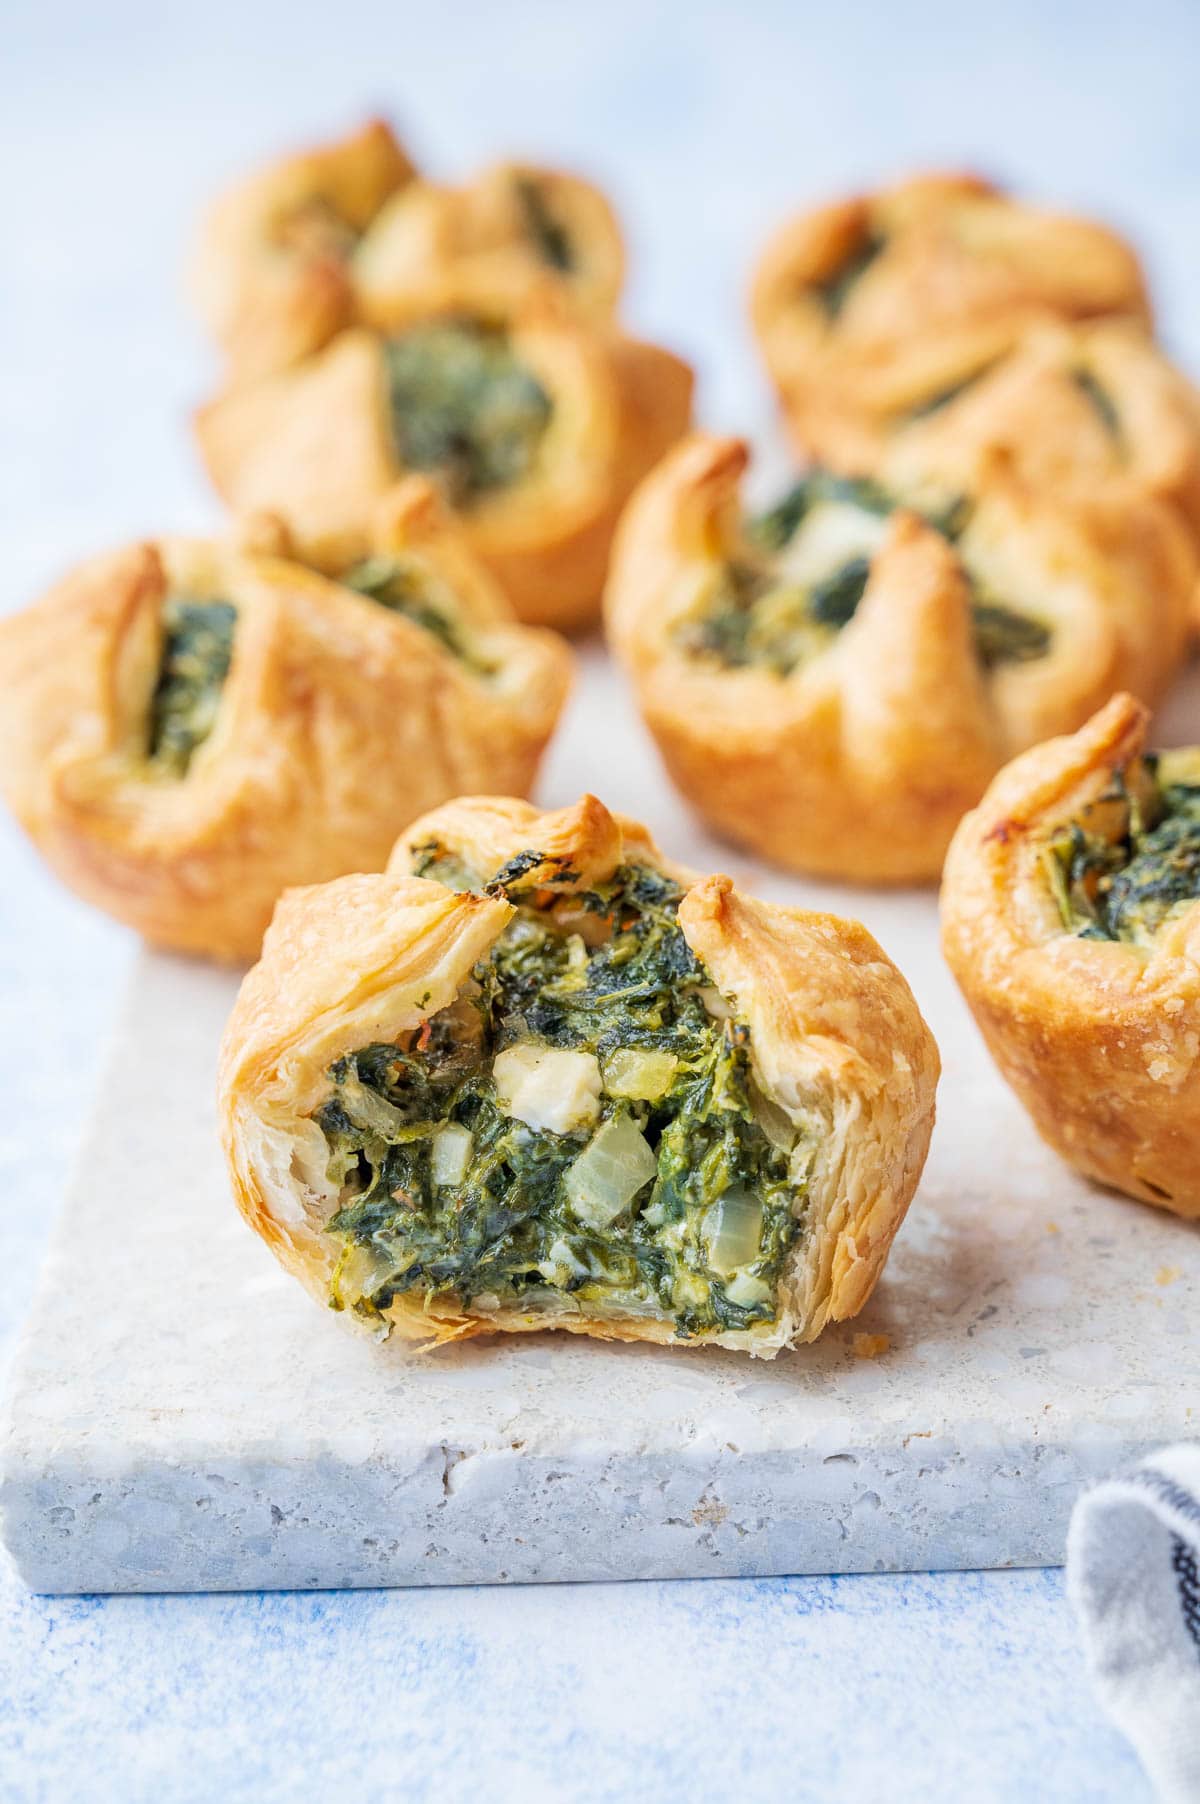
left=808, top=556, right=872, bottom=629
left=680, top=471, right=1050, bottom=678
left=344, top=554, right=496, bottom=676
left=901, top=362, right=998, bottom=422
left=385, top=318, right=552, bottom=506
left=314, top=860, right=804, bottom=1337
left=1071, top=367, right=1122, bottom=440
left=750, top=471, right=894, bottom=554
left=1046, top=764, right=1200, bottom=945
left=968, top=592, right=1052, bottom=668
left=147, top=597, right=237, bottom=776
left=812, top=230, right=886, bottom=318
left=513, top=177, right=574, bottom=273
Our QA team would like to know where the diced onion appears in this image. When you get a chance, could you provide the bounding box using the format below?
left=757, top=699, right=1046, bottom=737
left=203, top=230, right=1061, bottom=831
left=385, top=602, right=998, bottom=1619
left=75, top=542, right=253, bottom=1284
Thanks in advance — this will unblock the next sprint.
left=338, top=1076, right=408, bottom=1139
left=331, top=1240, right=388, bottom=1307
left=564, top=1114, right=658, bottom=1228
left=702, top=1189, right=764, bottom=1276
left=430, top=1123, right=472, bottom=1187
left=603, top=1046, right=679, bottom=1102
left=751, top=1085, right=797, bottom=1154
left=493, top=1042, right=602, bottom=1135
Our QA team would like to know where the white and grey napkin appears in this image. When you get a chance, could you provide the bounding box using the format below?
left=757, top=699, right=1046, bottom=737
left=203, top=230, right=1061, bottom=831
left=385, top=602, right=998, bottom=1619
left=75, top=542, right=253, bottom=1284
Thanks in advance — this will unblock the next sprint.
left=1069, top=1445, right=1200, bottom=1803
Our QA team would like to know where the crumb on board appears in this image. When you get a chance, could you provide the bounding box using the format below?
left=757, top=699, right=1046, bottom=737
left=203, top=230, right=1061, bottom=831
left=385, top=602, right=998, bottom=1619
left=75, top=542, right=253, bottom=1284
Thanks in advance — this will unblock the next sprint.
left=1045, top=1221, right=1060, bottom=1235
left=1155, top=1266, right=1181, bottom=1287
left=852, top=1332, right=890, bottom=1359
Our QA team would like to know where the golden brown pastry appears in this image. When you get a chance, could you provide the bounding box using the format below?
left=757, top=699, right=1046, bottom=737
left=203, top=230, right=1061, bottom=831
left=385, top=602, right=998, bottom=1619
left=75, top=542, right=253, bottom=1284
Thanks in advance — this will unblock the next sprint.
left=0, top=479, right=571, bottom=960
left=876, top=320, right=1200, bottom=551
left=191, top=117, right=624, bottom=383
left=751, top=171, right=1151, bottom=459
left=604, top=433, right=1193, bottom=884
left=218, top=794, right=939, bottom=1354
left=195, top=271, right=693, bottom=630
left=941, top=693, right=1200, bottom=1219
left=355, top=160, right=624, bottom=325
left=190, top=118, right=418, bottom=383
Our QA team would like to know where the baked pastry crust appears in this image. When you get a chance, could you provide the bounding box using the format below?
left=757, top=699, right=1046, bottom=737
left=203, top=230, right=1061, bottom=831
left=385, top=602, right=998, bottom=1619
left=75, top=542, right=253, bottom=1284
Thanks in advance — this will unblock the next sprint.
left=194, top=272, right=693, bottom=630
left=218, top=794, right=939, bottom=1354
left=751, top=171, right=1151, bottom=456
left=873, top=321, right=1200, bottom=548
left=941, top=693, right=1200, bottom=1219
left=191, top=119, right=624, bottom=384
left=0, top=479, right=571, bottom=960
left=604, top=433, right=1193, bottom=883
left=190, top=118, right=417, bottom=383
left=355, top=160, right=624, bottom=324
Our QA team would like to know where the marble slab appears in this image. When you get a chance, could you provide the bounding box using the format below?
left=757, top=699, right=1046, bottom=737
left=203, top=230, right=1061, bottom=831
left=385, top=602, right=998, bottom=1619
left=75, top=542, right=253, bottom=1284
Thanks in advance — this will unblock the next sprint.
left=3, top=647, right=1200, bottom=1594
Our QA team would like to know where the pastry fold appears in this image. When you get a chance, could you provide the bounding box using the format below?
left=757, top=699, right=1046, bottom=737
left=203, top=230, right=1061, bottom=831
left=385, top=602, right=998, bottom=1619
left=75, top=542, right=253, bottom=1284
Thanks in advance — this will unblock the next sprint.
left=604, top=434, right=1192, bottom=883
left=751, top=171, right=1150, bottom=459
left=0, top=479, right=570, bottom=960
left=941, top=693, right=1200, bottom=1218
left=355, top=160, right=624, bottom=326
left=219, top=795, right=939, bottom=1354
left=195, top=272, right=693, bottom=630
left=191, top=117, right=625, bottom=383
left=876, top=321, right=1200, bottom=550
left=190, top=117, right=417, bottom=383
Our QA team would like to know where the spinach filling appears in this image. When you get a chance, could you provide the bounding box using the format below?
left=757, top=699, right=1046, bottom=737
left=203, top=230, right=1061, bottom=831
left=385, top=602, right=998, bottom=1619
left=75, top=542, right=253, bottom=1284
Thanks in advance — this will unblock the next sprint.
left=812, top=231, right=886, bottom=318
left=344, top=555, right=496, bottom=677
left=513, top=177, right=574, bottom=273
left=1070, top=368, right=1122, bottom=440
left=385, top=319, right=552, bottom=506
left=901, top=361, right=997, bottom=422
left=147, top=597, right=237, bottom=776
left=675, top=471, right=1050, bottom=678
left=1045, top=759, right=1200, bottom=945
left=313, top=860, right=804, bottom=1337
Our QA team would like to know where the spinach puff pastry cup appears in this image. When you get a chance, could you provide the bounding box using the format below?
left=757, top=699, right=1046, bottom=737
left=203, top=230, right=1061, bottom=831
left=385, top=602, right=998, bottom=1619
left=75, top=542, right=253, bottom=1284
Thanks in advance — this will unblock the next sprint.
left=195, top=272, right=693, bottom=630
left=218, top=794, right=939, bottom=1354
left=191, top=115, right=624, bottom=383
left=942, top=694, right=1200, bottom=1220
left=751, top=171, right=1150, bottom=459
left=0, top=478, right=570, bottom=960
left=605, top=434, right=1192, bottom=884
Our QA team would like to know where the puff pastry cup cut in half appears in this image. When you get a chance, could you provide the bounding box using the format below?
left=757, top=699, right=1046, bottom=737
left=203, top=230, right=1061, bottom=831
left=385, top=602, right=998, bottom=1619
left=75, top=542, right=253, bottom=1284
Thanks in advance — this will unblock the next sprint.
left=942, top=694, right=1200, bottom=1220
left=190, top=115, right=623, bottom=382
left=0, top=479, right=570, bottom=961
left=751, top=171, right=1150, bottom=458
left=218, top=795, right=939, bottom=1355
left=195, top=271, right=693, bottom=631
left=604, top=434, right=1192, bottom=884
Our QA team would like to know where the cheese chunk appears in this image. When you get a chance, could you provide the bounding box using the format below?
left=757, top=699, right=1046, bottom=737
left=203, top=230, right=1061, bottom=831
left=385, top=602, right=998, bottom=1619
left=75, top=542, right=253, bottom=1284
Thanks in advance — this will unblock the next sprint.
left=493, top=1042, right=603, bottom=1135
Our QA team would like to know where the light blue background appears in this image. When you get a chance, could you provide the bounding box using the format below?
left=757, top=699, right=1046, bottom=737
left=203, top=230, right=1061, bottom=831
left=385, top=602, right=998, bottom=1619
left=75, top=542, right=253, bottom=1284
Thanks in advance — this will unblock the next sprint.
left=5, top=1, right=1197, bottom=1796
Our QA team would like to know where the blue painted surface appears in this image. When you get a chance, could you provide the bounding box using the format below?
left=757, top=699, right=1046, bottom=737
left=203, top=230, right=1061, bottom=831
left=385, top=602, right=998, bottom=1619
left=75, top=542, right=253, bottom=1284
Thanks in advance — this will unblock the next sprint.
left=5, top=0, right=1196, bottom=1793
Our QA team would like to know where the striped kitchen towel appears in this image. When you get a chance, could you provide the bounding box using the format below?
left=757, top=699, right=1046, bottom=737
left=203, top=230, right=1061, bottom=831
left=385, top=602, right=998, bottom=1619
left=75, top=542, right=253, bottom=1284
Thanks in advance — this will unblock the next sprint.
left=1068, top=1446, right=1200, bottom=1803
